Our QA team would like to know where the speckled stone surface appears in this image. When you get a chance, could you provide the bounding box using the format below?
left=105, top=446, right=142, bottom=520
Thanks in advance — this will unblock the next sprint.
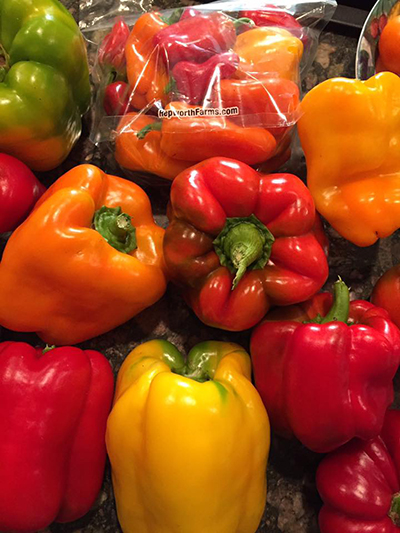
left=3, top=4, right=396, bottom=533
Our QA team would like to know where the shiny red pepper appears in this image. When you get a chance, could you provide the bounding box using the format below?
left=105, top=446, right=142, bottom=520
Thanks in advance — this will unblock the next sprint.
left=251, top=280, right=400, bottom=453
left=371, top=265, right=400, bottom=330
left=238, top=4, right=306, bottom=42
left=317, top=409, right=400, bottom=533
left=103, top=81, right=135, bottom=115
left=164, top=157, right=328, bottom=331
left=98, top=17, right=130, bottom=76
left=0, top=153, right=45, bottom=233
left=170, top=52, right=239, bottom=105
left=0, top=342, right=114, bottom=533
left=153, top=12, right=238, bottom=66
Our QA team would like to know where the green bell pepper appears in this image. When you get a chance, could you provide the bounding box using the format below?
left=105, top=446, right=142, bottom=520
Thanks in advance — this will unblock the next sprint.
left=0, top=0, right=91, bottom=170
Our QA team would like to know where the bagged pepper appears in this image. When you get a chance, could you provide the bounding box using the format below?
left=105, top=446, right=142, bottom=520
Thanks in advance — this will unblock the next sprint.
left=0, top=165, right=167, bottom=345
left=106, top=339, right=270, bottom=533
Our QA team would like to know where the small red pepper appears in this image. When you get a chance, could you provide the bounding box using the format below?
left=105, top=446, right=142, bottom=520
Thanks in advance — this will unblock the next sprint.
left=250, top=279, right=400, bottom=453
left=103, top=81, right=134, bottom=115
left=317, top=409, right=400, bottom=532
left=239, top=4, right=306, bottom=42
left=98, top=17, right=130, bottom=76
left=0, top=153, right=45, bottom=233
left=372, top=265, right=400, bottom=330
left=153, top=12, right=238, bottom=66
left=0, top=342, right=114, bottom=532
left=169, top=52, right=239, bottom=104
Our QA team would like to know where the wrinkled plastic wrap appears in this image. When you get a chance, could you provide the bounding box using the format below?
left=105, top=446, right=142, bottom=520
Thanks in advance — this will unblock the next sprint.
left=83, top=0, right=336, bottom=185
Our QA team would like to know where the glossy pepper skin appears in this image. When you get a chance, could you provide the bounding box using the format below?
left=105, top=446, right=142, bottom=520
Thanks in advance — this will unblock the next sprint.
left=157, top=101, right=277, bottom=165
left=153, top=11, right=237, bottom=66
left=98, top=17, right=130, bottom=77
left=298, top=72, right=400, bottom=247
left=115, top=113, right=192, bottom=180
left=0, top=165, right=166, bottom=345
left=317, top=410, right=400, bottom=533
left=251, top=280, right=400, bottom=453
left=0, top=153, right=46, bottom=233
left=371, top=265, right=400, bottom=330
left=0, top=341, right=114, bottom=533
left=125, top=11, right=169, bottom=109
left=0, top=0, right=90, bottom=171
left=106, top=339, right=270, bottom=533
left=164, top=157, right=328, bottom=331
left=170, top=52, right=239, bottom=105
left=239, top=5, right=305, bottom=42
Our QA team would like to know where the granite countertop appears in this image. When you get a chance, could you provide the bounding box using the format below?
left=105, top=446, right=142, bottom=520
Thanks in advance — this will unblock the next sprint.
left=3, top=4, right=397, bottom=533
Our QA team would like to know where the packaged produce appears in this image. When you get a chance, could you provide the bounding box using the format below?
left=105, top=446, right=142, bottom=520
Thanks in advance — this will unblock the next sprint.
left=163, top=157, right=328, bottom=331
left=106, top=339, right=270, bottom=533
left=0, top=341, right=114, bottom=533
left=317, top=409, right=400, bottom=532
left=251, top=280, right=400, bottom=453
left=0, top=165, right=166, bottom=345
left=86, top=0, right=336, bottom=185
left=0, top=0, right=90, bottom=171
left=0, top=153, right=45, bottom=233
left=298, top=71, right=400, bottom=247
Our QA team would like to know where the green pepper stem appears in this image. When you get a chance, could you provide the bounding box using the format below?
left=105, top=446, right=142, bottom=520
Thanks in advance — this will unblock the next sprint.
left=233, top=17, right=255, bottom=30
left=389, top=492, right=400, bottom=526
left=42, top=345, right=56, bottom=354
left=94, top=206, right=137, bottom=254
left=307, top=279, right=350, bottom=325
left=137, top=121, right=162, bottom=140
left=213, top=214, right=275, bottom=290
left=161, top=8, right=184, bottom=25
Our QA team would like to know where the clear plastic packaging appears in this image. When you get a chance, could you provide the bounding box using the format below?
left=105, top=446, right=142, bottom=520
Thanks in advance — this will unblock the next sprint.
left=83, top=0, right=337, bottom=185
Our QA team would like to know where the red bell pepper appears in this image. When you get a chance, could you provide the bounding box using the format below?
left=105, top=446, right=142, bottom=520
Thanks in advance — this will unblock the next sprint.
left=164, top=157, right=328, bottom=331
left=98, top=17, right=130, bottom=76
left=250, top=280, right=400, bottom=453
left=371, top=265, right=400, bottom=330
left=0, top=153, right=46, bottom=233
left=169, top=52, right=239, bottom=105
left=317, top=409, right=400, bottom=533
left=103, top=81, right=135, bottom=115
left=0, top=342, right=114, bottom=533
left=153, top=12, right=238, bottom=65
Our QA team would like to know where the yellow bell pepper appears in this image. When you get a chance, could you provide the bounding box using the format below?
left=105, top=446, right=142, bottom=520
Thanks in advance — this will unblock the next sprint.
left=234, top=26, right=303, bottom=81
left=106, top=339, right=270, bottom=533
left=298, top=72, right=400, bottom=247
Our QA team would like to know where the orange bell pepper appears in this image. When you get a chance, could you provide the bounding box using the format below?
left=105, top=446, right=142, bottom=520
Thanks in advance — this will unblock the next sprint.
left=298, top=72, right=400, bottom=247
left=115, top=113, right=192, bottom=181
left=148, top=101, right=277, bottom=165
left=0, top=165, right=167, bottom=345
left=233, top=27, right=303, bottom=81
left=125, top=12, right=169, bottom=108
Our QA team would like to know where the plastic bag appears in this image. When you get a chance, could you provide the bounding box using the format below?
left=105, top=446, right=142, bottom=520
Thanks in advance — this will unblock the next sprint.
left=83, top=0, right=337, bottom=186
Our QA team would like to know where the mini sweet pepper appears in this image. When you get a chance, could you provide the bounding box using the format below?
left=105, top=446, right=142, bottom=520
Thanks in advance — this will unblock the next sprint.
left=251, top=280, right=400, bottom=453
left=164, top=157, right=328, bottom=331
left=0, top=341, right=114, bottom=533
left=106, top=339, right=270, bottom=533
left=0, top=165, right=167, bottom=345
left=317, top=409, right=400, bottom=532
left=298, top=72, right=400, bottom=247
left=0, top=0, right=90, bottom=170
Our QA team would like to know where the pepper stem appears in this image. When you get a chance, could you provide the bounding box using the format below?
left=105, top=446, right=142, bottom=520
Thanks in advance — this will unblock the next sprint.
left=161, top=8, right=184, bottom=25
left=389, top=492, right=400, bottom=526
left=308, top=278, right=350, bottom=324
left=137, top=121, right=162, bottom=140
left=233, top=17, right=256, bottom=31
left=213, top=214, right=275, bottom=290
left=94, top=206, right=137, bottom=254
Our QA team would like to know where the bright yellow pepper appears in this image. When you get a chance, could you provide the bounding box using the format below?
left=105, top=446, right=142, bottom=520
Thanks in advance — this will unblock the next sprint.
left=234, top=26, right=303, bottom=81
left=298, top=72, right=400, bottom=247
left=106, top=339, right=270, bottom=533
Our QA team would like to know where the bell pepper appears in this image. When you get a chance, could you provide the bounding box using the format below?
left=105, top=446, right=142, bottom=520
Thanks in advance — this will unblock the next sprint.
left=0, top=341, right=114, bottom=533
left=211, top=76, right=300, bottom=136
left=239, top=5, right=305, bottom=42
left=0, top=164, right=167, bottom=345
left=0, top=153, right=46, bottom=233
left=153, top=12, right=238, bottom=66
left=164, top=157, right=328, bottom=331
left=125, top=12, right=169, bottom=108
left=379, top=15, right=400, bottom=76
left=233, top=26, right=303, bottom=81
left=250, top=280, right=400, bottom=453
left=297, top=72, right=400, bottom=247
left=168, top=52, right=239, bottom=105
left=98, top=17, right=130, bottom=78
left=115, top=113, right=192, bottom=180
left=141, top=101, right=277, bottom=166
left=317, top=409, right=400, bottom=533
left=104, top=81, right=135, bottom=116
left=106, top=339, right=270, bottom=533
left=0, top=0, right=90, bottom=171
left=371, top=265, right=400, bottom=330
